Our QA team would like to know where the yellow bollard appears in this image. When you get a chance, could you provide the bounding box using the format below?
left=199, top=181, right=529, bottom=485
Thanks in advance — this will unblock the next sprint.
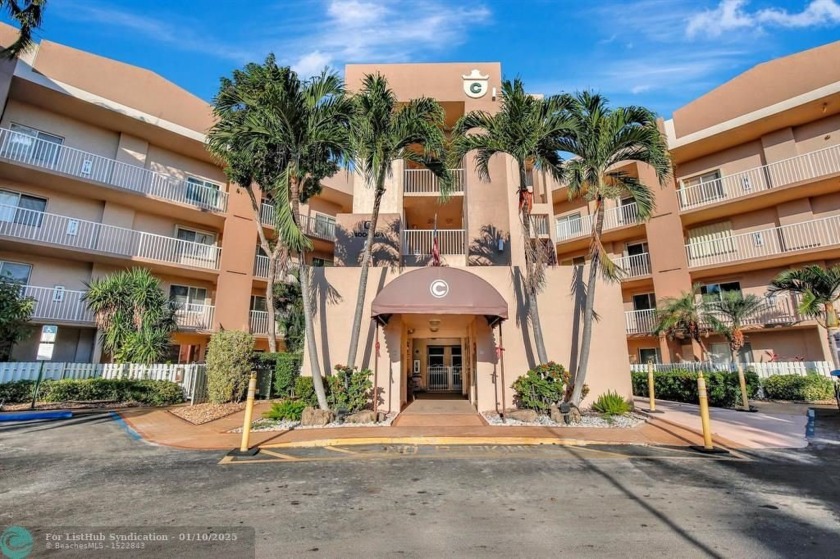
left=228, top=372, right=260, bottom=457
left=691, top=371, right=728, bottom=454
left=643, top=360, right=663, bottom=414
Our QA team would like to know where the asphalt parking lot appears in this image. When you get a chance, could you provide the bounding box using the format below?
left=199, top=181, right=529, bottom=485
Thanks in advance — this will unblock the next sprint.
left=2, top=411, right=839, bottom=558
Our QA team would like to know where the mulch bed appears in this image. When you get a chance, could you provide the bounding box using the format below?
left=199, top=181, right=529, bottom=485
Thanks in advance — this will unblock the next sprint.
left=170, top=402, right=245, bottom=425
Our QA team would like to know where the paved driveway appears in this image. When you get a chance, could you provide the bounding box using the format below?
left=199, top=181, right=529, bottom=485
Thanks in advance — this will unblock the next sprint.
left=1, top=411, right=839, bottom=558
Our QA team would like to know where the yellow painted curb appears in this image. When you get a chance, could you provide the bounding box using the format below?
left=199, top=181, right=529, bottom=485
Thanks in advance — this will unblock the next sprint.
left=260, top=436, right=647, bottom=449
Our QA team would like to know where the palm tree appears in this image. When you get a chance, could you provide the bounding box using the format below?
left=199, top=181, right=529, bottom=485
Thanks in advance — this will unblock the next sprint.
left=706, top=291, right=767, bottom=409
left=452, top=79, right=572, bottom=364
left=345, top=73, right=450, bottom=368
left=207, top=55, right=352, bottom=411
left=654, top=285, right=712, bottom=361
left=770, top=264, right=840, bottom=370
left=561, top=92, right=670, bottom=407
left=274, top=267, right=304, bottom=353
left=1, top=0, right=46, bottom=58
left=83, top=268, right=177, bottom=364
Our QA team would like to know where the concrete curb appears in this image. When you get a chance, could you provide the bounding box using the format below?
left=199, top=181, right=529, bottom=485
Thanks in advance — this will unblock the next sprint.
left=260, top=436, right=651, bottom=449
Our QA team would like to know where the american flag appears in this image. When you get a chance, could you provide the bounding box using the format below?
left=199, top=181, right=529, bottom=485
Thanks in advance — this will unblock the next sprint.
left=431, top=214, right=441, bottom=266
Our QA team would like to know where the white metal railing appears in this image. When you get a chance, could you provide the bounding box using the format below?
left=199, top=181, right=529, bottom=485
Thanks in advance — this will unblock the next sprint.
left=0, top=128, right=228, bottom=212
left=174, top=304, right=215, bottom=331
left=555, top=202, right=641, bottom=242
left=685, top=214, right=840, bottom=268
left=22, top=285, right=94, bottom=324
left=677, top=143, right=840, bottom=210
left=624, top=309, right=657, bottom=334
left=260, top=203, right=337, bottom=241
left=615, top=252, right=651, bottom=279
left=249, top=310, right=269, bottom=334
left=427, top=365, right=463, bottom=392
left=630, top=361, right=834, bottom=378
left=528, top=214, right=550, bottom=237
left=403, top=168, right=466, bottom=194
left=254, top=254, right=270, bottom=279
left=401, top=229, right=466, bottom=255
left=701, top=295, right=799, bottom=327
left=0, top=203, right=221, bottom=270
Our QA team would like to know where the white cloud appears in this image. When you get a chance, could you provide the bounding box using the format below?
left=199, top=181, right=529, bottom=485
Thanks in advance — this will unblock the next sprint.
left=292, top=51, right=333, bottom=76
left=687, top=0, right=840, bottom=38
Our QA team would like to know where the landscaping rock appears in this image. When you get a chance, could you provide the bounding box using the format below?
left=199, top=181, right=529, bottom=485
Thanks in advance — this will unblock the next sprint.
left=568, top=405, right=582, bottom=424
left=549, top=404, right=565, bottom=424
left=376, top=411, right=388, bottom=423
left=346, top=410, right=377, bottom=424
left=301, top=407, right=335, bottom=426
left=506, top=409, right=539, bottom=422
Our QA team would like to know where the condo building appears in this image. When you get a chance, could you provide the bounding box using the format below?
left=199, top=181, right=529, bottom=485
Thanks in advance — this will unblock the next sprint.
left=0, top=23, right=837, bottom=410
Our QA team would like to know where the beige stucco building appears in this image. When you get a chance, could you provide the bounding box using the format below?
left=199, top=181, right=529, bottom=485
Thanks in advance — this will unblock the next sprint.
left=0, top=24, right=837, bottom=411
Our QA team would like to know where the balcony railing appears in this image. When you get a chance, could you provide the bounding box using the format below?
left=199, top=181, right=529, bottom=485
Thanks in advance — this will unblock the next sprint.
left=0, top=204, right=221, bottom=270
left=677, top=143, right=840, bottom=211
left=701, top=295, right=799, bottom=327
left=0, top=128, right=228, bottom=212
left=254, top=254, right=270, bottom=279
left=401, top=229, right=466, bottom=256
left=555, top=202, right=641, bottom=242
left=260, top=203, right=336, bottom=241
left=685, top=214, right=840, bottom=268
left=404, top=168, right=466, bottom=194
left=615, top=252, right=652, bottom=279
left=23, top=285, right=94, bottom=324
left=625, top=309, right=657, bottom=335
left=249, top=310, right=269, bottom=334
left=173, top=303, right=215, bottom=331
left=528, top=214, right=550, bottom=237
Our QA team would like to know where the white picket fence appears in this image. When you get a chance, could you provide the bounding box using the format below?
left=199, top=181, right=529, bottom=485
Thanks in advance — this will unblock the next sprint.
left=0, top=362, right=208, bottom=403
left=630, top=361, right=835, bottom=379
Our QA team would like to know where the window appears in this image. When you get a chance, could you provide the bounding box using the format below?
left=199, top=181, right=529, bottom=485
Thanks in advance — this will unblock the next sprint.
left=681, top=170, right=723, bottom=205
left=0, top=260, right=32, bottom=284
left=700, top=281, right=741, bottom=301
left=311, top=257, right=333, bottom=267
left=250, top=295, right=267, bottom=312
left=185, top=176, right=221, bottom=207
left=638, top=348, right=661, bottom=364
left=176, top=226, right=217, bottom=261
left=632, top=293, right=656, bottom=311
left=6, top=123, right=64, bottom=166
left=618, top=197, right=637, bottom=224
left=313, top=213, right=336, bottom=238
left=0, top=190, right=47, bottom=227
left=556, top=212, right=582, bottom=238
left=169, top=285, right=207, bottom=311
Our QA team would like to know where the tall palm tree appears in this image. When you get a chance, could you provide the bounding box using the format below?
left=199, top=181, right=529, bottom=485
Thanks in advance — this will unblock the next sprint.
left=706, top=291, right=767, bottom=408
left=1, top=0, right=46, bottom=58
left=561, top=92, right=670, bottom=406
left=345, top=73, right=450, bottom=368
left=770, top=264, right=840, bottom=369
left=452, top=79, right=572, bottom=364
left=84, top=268, right=177, bottom=364
left=654, top=285, right=712, bottom=361
left=207, top=55, right=351, bottom=411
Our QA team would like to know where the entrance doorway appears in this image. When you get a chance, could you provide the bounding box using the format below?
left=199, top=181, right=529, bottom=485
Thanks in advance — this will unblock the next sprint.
left=426, top=345, right=462, bottom=392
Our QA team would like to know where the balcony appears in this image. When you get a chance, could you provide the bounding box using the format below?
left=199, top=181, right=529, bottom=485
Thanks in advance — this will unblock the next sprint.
left=404, top=168, right=466, bottom=195
left=401, top=229, right=466, bottom=257
left=260, top=204, right=336, bottom=241
left=625, top=309, right=657, bottom=335
left=254, top=254, right=270, bottom=279
left=249, top=310, right=269, bottom=334
left=21, top=285, right=214, bottom=331
left=555, top=203, right=641, bottom=242
left=615, top=252, right=652, bottom=279
left=0, top=128, right=228, bottom=212
left=701, top=295, right=799, bottom=328
left=0, top=204, right=222, bottom=271
left=677, top=144, right=840, bottom=211
left=528, top=214, right=550, bottom=237
left=685, top=215, right=840, bottom=269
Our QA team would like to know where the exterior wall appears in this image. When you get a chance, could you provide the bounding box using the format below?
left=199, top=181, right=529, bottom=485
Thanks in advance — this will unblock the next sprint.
left=11, top=326, right=96, bottom=362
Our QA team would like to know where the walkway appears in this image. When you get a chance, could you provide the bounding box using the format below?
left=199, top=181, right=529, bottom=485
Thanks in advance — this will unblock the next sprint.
left=392, top=394, right=486, bottom=427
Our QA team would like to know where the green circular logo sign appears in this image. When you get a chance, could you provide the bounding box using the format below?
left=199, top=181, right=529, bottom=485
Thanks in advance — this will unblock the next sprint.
left=0, top=526, right=33, bottom=559
left=470, top=82, right=482, bottom=94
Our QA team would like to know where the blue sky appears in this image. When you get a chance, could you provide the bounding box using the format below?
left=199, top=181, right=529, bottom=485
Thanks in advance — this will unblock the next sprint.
left=5, top=0, right=840, bottom=118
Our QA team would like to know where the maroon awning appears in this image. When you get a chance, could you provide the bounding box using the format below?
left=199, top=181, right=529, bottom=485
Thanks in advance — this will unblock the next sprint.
left=371, top=267, right=508, bottom=325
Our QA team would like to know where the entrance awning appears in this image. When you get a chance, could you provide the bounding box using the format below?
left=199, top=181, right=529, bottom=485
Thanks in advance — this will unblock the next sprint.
left=371, top=267, right=508, bottom=326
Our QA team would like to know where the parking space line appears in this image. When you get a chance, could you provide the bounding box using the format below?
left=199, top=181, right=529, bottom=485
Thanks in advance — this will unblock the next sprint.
left=324, top=446, right=358, bottom=455
left=259, top=449, right=303, bottom=461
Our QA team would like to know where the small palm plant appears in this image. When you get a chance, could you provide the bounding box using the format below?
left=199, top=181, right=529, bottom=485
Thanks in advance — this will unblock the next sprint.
left=770, top=265, right=840, bottom=370
left=654, top=285, right=712, bottom=360
left=705, top=292, right=767, bottom=409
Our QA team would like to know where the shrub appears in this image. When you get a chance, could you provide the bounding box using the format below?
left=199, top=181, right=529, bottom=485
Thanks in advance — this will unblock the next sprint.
left=33, top=378, right=184, bottom=405
left=0, top=380, right=36, bottom=404
left=274, top=353, right=302, bottom=397
left=206, top=330, right=255, bottom=404
left=512, top=362, right=570, bottom=413
left=762, top=374, right=835, bottom=402
left=328, top=365, right=373, bottom=413
left=632, top=369, right=760, bottom=408
left=294, top=376, right=318, bottom=407
left=263, top=399, right=308, bottom=421
left=592, top=391, right=632, bottom=416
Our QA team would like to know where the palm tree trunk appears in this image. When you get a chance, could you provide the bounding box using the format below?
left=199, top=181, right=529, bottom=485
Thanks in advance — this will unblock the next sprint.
left=571, top=195, right=605, bottom=406
left=518, top=164, right=548, bottom=364
left=825, top=304, right=840, bottom=370
left=346, top=174, right=386, bottom=368
left=243, top=186, right=278, bottom=352
left=732, top=345, right=750, bottom=409
left=291, top=176, right=329, bottom=411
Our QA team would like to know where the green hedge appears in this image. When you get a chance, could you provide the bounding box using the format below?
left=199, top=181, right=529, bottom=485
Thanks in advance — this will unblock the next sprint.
left=762, top=374, right=835, bottom=402
left=0, top=378, right=184, bottom=406
left=632, top=370, right=760, bottom=408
